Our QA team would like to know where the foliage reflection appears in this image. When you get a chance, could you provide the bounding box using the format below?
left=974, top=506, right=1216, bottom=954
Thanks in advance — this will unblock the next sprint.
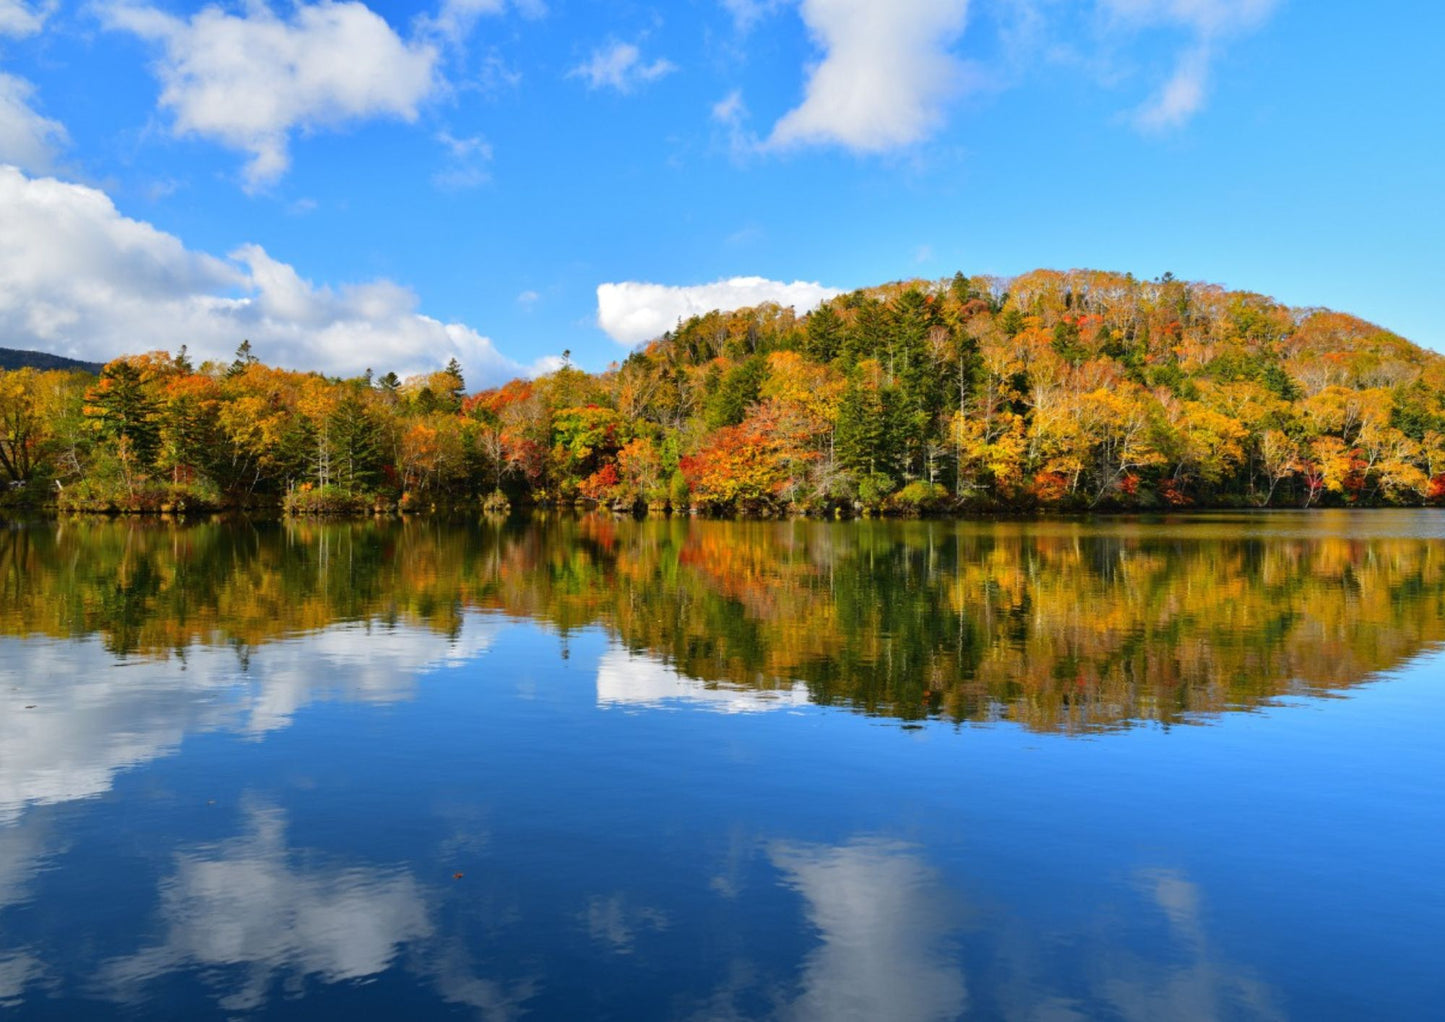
left=3, top=512, right=1442, bottom=731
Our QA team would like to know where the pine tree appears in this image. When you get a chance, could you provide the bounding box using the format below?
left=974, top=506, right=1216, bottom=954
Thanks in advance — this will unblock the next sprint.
left=329, top=391, right=384, bottom=490
left=444, top=358, right=466, bottom=400
left=87, top=361, right=160, bottom=466
left=835, top=371, right=901, bottom=481
left=226, top=340, right=259, bottom=379
left=803, top=303, right=843, bottom=363
left=704, top=356, right=767, bottom=429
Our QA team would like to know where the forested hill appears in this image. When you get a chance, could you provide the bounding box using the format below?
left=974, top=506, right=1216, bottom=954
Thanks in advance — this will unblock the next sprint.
left=0, top=347, right=104, bottom=374
left=2, top=267, right=1444, bottom=514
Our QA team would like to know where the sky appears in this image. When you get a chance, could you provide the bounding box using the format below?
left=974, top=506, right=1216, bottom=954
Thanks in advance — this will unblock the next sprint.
left=0, top=0, right=1441, bottom=386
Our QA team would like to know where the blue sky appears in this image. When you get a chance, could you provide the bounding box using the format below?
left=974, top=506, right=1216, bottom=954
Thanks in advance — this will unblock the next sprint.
left=1, top=0, right=1440, bottom=385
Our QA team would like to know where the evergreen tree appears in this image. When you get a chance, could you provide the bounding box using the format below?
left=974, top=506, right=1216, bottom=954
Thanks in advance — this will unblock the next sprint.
left=888, top=289, right=947, bottom=477
left=835, top=372, right=901, bottom=481
left=444, top=358, right=466, bottom=400
left=704, top=356, right=767, bottom=429
left=804, top=303, right=843, bottom=363
left=226, top=340, right=259, bottom=379
left=86, top=361, right=160, bottom=466
left=329, top=391, right=385, bottom=490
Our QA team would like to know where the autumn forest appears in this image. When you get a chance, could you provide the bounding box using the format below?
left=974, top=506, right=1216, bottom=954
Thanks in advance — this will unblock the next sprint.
left=3, top=267, right=1444, bottom=515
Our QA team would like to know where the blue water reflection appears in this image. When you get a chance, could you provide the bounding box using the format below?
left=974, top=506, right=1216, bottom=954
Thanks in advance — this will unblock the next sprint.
left=0, top=515, right=1441, bottom=1019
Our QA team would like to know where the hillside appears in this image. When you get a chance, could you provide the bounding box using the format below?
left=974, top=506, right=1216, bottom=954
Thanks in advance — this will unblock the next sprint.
left=2, top=267, right=1443, bottom=513
left=0, top=347, right=104, bottom=375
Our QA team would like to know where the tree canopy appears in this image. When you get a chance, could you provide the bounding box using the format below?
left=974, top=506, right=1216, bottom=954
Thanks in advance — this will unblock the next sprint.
left=4, top=268, right=1444, bottom=514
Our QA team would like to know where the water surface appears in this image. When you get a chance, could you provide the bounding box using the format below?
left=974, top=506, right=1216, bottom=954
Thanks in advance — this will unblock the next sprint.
left=0, top=513, right=1441, bottom=1018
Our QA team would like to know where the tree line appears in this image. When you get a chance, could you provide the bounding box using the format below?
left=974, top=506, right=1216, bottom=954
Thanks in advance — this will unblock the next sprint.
left=3, top=268, right=1444, bottom=514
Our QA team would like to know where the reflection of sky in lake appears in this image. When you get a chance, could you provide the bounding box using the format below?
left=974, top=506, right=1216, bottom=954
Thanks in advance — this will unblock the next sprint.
left=0, top=618, right=501, bottom=821
left=597, top=647, right=811, bottom=714
left=0, top=610, right=1441, bottom=1017
left=100, top=800, right=433, bottom=1012
left=769, top=839, right=967, bottom=1022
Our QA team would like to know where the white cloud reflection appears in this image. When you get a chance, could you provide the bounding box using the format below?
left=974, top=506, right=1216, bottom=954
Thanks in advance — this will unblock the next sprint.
left=99, top=800, right=432, bottom=1011
left=769, top=838, right=968, bottom=1022
left=0, top=614, right=501, bottom=823
left=596, top=646, right=811, bottom=714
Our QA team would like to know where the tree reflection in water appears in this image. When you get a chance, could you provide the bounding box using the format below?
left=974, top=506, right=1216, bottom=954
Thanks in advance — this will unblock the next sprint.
left=4, top=512, right=1441, bottom=732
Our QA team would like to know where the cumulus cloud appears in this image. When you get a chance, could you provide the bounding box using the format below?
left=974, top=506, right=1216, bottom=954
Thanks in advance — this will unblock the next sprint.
left=101, top=1, right=439, bottom=187
left=768, top=0, right=971, bottom=152
left=568, top=41, right=677, bottom=94
left=596, top=276, right=842, bottom=346
left=1100, top=0, right=1279, bottom=129
left=0, top=166, right=536, bottom=382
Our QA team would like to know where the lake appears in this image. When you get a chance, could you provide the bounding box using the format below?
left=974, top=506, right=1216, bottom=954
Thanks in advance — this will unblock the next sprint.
left=0, top=512, right=1441, bottom=1019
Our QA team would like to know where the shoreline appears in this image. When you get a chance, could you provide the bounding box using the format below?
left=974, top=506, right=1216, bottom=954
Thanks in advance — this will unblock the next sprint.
left=4, top=500, right=1441, bottom=523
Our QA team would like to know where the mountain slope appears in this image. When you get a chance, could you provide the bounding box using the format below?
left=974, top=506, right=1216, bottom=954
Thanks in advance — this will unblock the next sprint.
left=0, top=347, right=104, bottom=374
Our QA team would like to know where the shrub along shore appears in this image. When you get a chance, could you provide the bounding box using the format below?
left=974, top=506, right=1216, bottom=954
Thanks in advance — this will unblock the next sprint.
left=3, top=268, right=1445, bottom=518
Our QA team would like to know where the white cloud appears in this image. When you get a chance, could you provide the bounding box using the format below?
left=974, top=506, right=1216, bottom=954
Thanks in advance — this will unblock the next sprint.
left=712, top=89, right=746, bottom=125
left=720, top=0, right=785, bottom=33
left=711, top=88, right=756, bottom=158
left=768, top=0, right=971, bottom=152
left=1101, top=0, right=1276, bottom=36
left=0, top=72, right=64, bottom=172
left=101, top=1, right=439, bottom=188
left=0, top=166, right=537, bottom=381
left=0, top=0, right=48, bottom=38
left=417, top=0, right=545, bottom=47
left=1133, top=43, right=1210, bottom=129
left=0, top=3, right=64, bottom=172
left=1099, top=0, right=1279, bottom=129
left=568, top=41, right=677, bottom=94
left=596, top=276, right=842, bottom=346
left=433, top=130, right=492, bottom=189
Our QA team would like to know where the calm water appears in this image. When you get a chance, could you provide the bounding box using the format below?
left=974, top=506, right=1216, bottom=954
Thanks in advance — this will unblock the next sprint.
left=0, top=512, right=1442, bottom=1019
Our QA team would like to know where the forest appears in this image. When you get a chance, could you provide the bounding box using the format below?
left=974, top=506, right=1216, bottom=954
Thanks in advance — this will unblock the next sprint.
left=2, top=267, right=1444, bottom=515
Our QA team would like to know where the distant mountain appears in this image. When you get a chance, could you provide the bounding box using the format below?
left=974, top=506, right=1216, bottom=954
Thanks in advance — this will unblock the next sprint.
left=0, top=347, right=105, bottom=374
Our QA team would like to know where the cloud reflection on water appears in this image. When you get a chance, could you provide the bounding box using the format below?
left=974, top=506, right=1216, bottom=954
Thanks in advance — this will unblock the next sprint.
left=99, top=800, right=432, bottom=1011
left=0, top=616, right=500, bottom=822
left=597, top=646, right=811, bottom=714
left=769, top=839, right=968, bottom=1022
